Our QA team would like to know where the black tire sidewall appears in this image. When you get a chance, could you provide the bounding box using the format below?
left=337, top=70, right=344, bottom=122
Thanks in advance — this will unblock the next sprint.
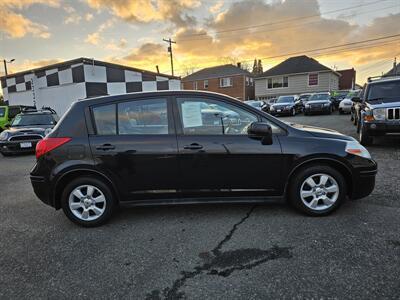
left=289, top=165, right=346, bottom=216
left=61, top=177, right=116, bottom=227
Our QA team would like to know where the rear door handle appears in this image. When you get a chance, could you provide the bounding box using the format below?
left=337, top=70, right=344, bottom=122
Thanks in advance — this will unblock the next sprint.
left=183, top=143, right=203, bottom=150
left=96, top=144, right=115, bottom=151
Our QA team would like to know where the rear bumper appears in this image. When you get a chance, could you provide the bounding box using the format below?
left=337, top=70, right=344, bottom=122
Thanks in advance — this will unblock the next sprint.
left=0, top=140, right=39, bottom=154
left=30, top=175, right=53, bottom=207
left=350, top=162, right=377, bottom=200
left=364, top=121, right=400, bottom=135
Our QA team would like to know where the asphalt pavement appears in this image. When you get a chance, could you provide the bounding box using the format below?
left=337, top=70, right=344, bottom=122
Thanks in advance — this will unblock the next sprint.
left=0, top=112, right=399, bottom=299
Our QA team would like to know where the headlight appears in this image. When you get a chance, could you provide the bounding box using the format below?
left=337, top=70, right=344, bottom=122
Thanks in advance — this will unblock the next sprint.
left=305, top=103, right=310, bottom=107
left=323, top=103, right=330, bottom=107
left=345, top=141, right=371, bottom=159
left=285, top=105, right=292, bottom=109
left=373, top=108, right=385, bottom=120
left=270, top=106, right=275, bottom=111
left=0, top=131, right=9, bottom=141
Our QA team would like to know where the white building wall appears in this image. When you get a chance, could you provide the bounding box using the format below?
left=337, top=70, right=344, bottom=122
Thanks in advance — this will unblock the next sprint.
left=35, top=83, right=86, bottom=116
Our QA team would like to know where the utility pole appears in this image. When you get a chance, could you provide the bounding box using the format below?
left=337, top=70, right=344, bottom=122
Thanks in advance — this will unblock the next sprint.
left=163, top=38, right=176, bottom=76
left=3, top=58, right=15, bottom=77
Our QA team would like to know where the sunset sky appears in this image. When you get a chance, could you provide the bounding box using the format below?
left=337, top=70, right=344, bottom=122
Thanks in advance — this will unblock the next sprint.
left=1, top=0, right=399, bottom=89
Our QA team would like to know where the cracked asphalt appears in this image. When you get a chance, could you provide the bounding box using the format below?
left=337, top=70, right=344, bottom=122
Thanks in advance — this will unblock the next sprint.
left=0, top=112, right=399, bottom=299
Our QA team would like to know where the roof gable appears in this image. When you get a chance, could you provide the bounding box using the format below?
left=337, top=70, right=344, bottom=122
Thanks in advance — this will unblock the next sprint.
left=183, top=64, right=252, bottom=81
left=259, top=55, right=334, bottom=78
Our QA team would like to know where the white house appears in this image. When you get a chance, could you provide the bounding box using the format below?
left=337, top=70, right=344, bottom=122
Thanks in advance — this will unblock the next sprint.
left=255, top=55, right=340, bottom=100
left=0, top=58, right=181, bottom=116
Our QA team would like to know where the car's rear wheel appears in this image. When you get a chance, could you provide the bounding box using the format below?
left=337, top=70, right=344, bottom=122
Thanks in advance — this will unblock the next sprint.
left=289, top=165, right=346, bottom=216
left=61, top=177, right=116, bottom=227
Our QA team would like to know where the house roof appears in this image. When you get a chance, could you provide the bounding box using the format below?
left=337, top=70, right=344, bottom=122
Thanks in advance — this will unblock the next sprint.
left=0, top=57, right=180, bottom=80
left=384, top=63, right=400, bottom=76
left=258, top=55, right=338, bottom=78
left=182, top=64, right=252, bottom=81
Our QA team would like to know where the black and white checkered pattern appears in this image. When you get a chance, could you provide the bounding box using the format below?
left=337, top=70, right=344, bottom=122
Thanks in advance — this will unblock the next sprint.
left=1, top=59, right=181, bottom=98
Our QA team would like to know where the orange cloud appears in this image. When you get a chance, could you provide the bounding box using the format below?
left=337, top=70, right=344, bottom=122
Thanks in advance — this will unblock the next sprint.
left=0, top=0, right=58, bottom=39
left=85, top=0, right=200, bottom=26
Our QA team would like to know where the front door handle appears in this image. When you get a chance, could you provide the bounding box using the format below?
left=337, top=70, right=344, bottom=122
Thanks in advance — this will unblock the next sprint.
left=96, top=144, right=115, bottom=151
left=183, top=143, right=203, bottom=150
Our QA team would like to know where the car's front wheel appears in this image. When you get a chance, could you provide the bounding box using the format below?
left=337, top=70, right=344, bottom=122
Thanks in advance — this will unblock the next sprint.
left=61, top=177, right=116, bottom=227
left=289, top=165, right=346, bottom=216
left=359, top=123, right=373, bottom=146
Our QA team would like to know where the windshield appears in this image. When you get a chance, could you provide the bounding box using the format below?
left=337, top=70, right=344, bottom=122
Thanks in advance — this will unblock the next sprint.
left=277, top=96, right=294, bottom=103
left=11, top=114, right=55, bottom=126
left=346, top=90, right=360, bottom=98
left=0, top=107, right=5, bottom=118
left=367, top=81, right=400, bottom=102
left=247, top=101, right=262, bottom=107
left=299, top=95, right=310, bottom=100
left=309, top=94, right=330, bottom=101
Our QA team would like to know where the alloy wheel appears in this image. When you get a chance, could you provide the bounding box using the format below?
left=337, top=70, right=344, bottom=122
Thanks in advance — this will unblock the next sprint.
left=300, top=173, right=339, bottom=211
left=68, top=185, right=106, bottom=221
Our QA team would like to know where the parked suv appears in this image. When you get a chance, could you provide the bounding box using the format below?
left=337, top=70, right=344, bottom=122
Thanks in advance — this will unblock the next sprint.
left=0, top=107, right=59, bottom=156
left=30, top=91, right=377, bottom=227
left=353, top=76, right=400, bottom=145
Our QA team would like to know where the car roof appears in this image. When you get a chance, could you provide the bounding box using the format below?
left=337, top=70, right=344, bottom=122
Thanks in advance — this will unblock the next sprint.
left=20, top=110, right=55, bottom=115
left=368, top=77, right=400, bottom=85
left=78, top=90, right=244, bottom=106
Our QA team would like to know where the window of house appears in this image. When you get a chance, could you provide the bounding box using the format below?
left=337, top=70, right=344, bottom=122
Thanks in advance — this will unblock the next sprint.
left=118, top=99, right=168, bottom=135
left=267, top=77, right=288, bottom=89
left=93, top=104, right=117, bottom=135
left=246, top=77, right=250, bottom=86
left=220, top=77, right=232, bottom=87
left=204, top=80, right=209, bottom=89
left=308, top=73, right=319, bottom=86
left=193, top=81, right=198, bottom=90
left=250, top=78, right=254, bottom=86
left=267, top=78, right=272, bottom=89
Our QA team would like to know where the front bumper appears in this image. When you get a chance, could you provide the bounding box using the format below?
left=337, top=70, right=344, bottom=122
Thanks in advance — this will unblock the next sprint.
left=270, top=108, right=292, bottom=115
left=0, top=139, right=40, bottom=154
left=350, top=167, right=377, bottom=200
left=364, top=120, right=400, bottom=135
left=304, top=105, right=331, bottom=114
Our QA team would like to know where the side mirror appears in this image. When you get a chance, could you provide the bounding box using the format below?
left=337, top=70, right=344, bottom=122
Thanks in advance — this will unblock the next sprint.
left=351, top=97, right=361, bottom=103
left=248, top=122, right=273, bottom=145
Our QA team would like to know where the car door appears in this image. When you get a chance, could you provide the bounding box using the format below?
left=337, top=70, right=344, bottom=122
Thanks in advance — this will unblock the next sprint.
left=89, top=97, right=179, bottom=201
left=174, top=96, right=284, bottom=198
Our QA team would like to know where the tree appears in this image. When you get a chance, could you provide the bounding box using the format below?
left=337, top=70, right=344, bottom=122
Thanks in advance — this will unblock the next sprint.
left=252, top=58, right=258, bottom=74
left=257, top=59, right=263, bottom=74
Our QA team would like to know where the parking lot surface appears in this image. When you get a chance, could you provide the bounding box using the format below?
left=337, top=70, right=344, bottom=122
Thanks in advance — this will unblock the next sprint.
left=0, top=112, right=399, bottom=299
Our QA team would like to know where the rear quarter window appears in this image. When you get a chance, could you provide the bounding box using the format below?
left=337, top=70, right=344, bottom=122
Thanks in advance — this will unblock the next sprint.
left=92, top=104, right=117, bottom=135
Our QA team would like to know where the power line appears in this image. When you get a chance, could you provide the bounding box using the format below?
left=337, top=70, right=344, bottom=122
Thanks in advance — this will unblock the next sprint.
left=176, top=0, right=389, bottom=39
left=177, top=3, right=399, bottom=42
left=171, top=38, right=399, bottom=76
left=240, top=33, right=400, bottom=63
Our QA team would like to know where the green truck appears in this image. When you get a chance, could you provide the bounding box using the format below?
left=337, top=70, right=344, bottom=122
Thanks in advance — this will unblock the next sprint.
left=0, top=106, right=27, bottom=131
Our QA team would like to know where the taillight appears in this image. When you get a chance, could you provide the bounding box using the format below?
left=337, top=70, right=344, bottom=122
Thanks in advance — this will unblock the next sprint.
left=36, top=137, right=71, bottom=159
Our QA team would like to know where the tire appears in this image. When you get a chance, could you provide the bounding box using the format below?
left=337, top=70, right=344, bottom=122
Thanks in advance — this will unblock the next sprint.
left=291, top=108, right=296, bottom=116
left=288, top=165, right=346, bottom=216
left=359, top=123, right=373, bottom=146
left=61, top=177, right=116, bottom=227
left=339, top=109, right=344, bottom=115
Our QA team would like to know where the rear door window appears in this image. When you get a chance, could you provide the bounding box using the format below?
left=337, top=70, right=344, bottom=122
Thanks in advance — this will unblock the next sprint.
left=118, top=99, right=168, bottom=135
left=92, top=104, right=117, bottom=135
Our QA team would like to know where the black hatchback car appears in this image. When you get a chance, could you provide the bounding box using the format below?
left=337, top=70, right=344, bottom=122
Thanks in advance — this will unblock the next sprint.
left=30, top=91, right=377, bottom=226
